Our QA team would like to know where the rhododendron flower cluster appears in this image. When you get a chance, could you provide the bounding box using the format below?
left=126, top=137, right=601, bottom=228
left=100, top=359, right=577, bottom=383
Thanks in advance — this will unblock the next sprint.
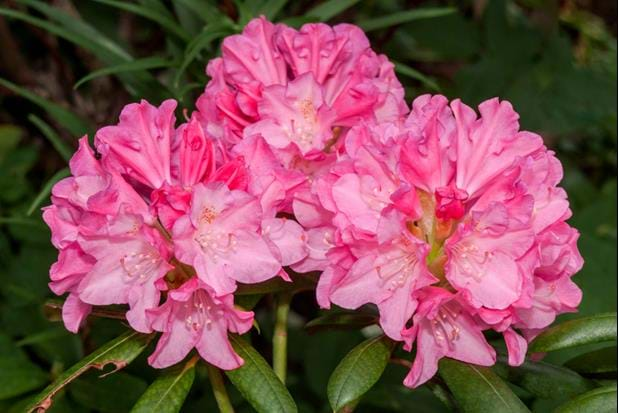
left=44, top=16, right=583, bottom=388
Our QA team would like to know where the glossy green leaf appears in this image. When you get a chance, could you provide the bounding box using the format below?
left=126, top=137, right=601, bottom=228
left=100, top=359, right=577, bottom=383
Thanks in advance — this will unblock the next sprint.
left=439, top=358, right=530, bottom=413
left=131, top=360, right=196, bottom=413
left=24, top=331, right=154, bottom=413
left=0, top=334, right=47, bottom=400
left=529, top=313, right=617, bottom=353
left=553, top=384, right=617, bottom=413
left=305, top=311, right=377, bottom=333
left=92, top=0, right=190, bottom=41
left=28, top=115, right=73, bottom=162
left=225, top=335, right=297, bottom=413
left=564, top=346, right=617, bottom=375
left=69, top=372, right=148, bottom=413
left=26, top=167, right=70, bottom=216
left=327, top=335, right=395, bottom=411
left=0, top=78, right=91, bottom=137
left=74, top=57, right=174, bottom=90
left=495, top=357, right=594, bottom=400
left=357, top=7, right=456, bottom=32
left=393, top=60, right=441, bottom=91
left=306, top=0, right=361, bottom=21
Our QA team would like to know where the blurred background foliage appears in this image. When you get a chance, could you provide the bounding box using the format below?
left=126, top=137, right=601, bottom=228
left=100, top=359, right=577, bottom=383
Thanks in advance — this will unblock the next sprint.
left=0, top=0, right=615, bottom=412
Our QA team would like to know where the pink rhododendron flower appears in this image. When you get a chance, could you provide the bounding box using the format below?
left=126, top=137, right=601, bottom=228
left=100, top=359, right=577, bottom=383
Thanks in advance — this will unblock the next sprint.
left=317, top=94, right=583, bottom=387
left=172, top=182, right=296, bottom=295
left=196, top=17, right=406, bottom=148
left=196, top=17, right=407, bottom=219
left=45, top=96, right=306, bottom=369
left=148, top=277, right=253, bottom=370
left=43, top=17, right=583, bottom=389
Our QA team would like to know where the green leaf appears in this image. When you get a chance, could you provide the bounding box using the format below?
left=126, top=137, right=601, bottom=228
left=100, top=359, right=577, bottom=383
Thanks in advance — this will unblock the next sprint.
left=0, top=78, right=91, bottom=137
left=92, top=0, right=190, bottom=41
left=131, top=359, right=196, bottom=413
left=564, top=346, right=617, bottom=375
left=74, top=57, right=175, bottom=90
left=28, top=115, right=73, bottom=162
left=529, top=313, right=617, bottom=353
left=257, top=0, right=288, bottom=20
left=495, top=357, right=594, bottom=400
left=439, top=358, right=530, bottom=413
left=357, top=7, right=456, bottom=32
left=69, top=372, right=148, bottom=413
left=305, top=311, right=377, bottom=333
left=553, top=384, right=617, bottom=413
left=306, top=0, right=360, bottom=21
left=327, top=335, right=395, bottom=411
left=393, top=60, right=441, bottom=91
left=225, top=334, right=297, bottom=413
left=173, top=0, right=234, bottom=26
left=0, top=334, right=47, bottom=400
left=24, top=331, right=154, bottom=413
left=174, top=24, right=232, bottom=89
left=26, top=167, right=70, bottom=216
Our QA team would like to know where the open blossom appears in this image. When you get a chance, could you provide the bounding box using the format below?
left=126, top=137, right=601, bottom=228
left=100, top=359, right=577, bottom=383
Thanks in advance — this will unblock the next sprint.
left=172, top=182, right=302, bottom=295
left=197, top=17, right=407, bottom=217
left=316, top=94, right=583, bottom=387
left=148, top=277, right=253, bottom=370
left=45, top=98, right=306, bottom=369
left=196, top=16, right=406, bottom=149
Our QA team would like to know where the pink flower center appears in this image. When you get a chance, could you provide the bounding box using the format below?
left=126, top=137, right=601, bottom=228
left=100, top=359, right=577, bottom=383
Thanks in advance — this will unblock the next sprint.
left=120, top=249, right=161, bottom=282
left=375, top=239, right=420, bottom=291
left=194, top=229, right=238, bottom=259
left=183, top=290, right=222, bottom=332
left=430, top=306, right=460, bottom=350
left=451, top=242, right=493, bottom=282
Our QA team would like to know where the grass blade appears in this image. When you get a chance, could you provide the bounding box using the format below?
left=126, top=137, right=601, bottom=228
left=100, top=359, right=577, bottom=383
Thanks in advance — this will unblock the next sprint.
left=393, top=60, right=441, bottom=91
left=358, top=7, right=456, bottom=32
left=0, top=77, right=92, bottom=137
left=74, top=57, right=175, bottom=90
left=28, top=114, right=73, bottom=161
left=92, top=0, right=190, bottom=42
left=26, top=168, right=70, bottom=216
left=307, top=0, right=360, bottom=21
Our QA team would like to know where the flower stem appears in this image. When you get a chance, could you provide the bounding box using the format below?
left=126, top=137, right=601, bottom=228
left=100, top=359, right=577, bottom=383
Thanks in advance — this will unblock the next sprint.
left=206, top=363, right=235, bottom=413
left=273, top=291, right=292, bottom=383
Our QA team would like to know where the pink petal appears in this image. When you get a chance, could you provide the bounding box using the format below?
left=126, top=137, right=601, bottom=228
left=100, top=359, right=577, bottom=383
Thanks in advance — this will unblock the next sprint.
left=504, top=328, right=527, bottom=366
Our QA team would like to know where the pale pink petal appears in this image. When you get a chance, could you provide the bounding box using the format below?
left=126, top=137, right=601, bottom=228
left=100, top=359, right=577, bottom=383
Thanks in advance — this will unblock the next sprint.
left=62, top=293, right=92, bottom=334
left=262, top=218, right=308, bottom=266
left=504, top=328, right=527, bottom=366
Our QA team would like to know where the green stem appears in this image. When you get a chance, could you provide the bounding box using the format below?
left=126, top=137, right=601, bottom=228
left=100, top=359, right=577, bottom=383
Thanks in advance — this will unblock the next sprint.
left=273, top=292, right=292, bottom=383
left=206, top=363, right=235, bottom=413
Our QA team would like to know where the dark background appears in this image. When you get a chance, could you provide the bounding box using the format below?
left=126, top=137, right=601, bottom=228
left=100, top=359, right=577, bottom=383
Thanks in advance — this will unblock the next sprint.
left=0, top=1, right=616, bottom=412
